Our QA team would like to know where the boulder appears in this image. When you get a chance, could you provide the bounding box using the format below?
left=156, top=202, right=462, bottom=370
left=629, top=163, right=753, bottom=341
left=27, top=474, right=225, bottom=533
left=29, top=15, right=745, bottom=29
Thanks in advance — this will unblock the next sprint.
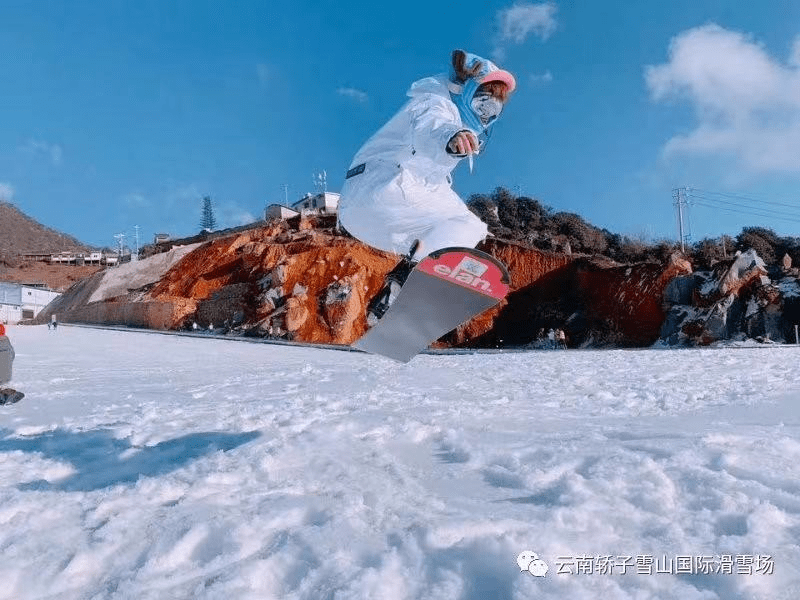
left=659, top=249, right=799, bottom=346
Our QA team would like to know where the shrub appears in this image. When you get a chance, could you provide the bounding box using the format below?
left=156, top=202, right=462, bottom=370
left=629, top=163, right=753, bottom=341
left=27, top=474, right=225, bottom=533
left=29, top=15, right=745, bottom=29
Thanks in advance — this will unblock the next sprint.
left=692, top=236, right=734, bottom=270
left=736, top=227, right=780, bottom=265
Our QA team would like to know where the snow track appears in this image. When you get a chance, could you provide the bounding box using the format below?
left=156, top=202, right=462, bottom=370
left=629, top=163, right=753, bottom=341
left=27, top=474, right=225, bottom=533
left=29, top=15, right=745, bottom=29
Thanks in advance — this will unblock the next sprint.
left=1, top=325, right=799, bottom=599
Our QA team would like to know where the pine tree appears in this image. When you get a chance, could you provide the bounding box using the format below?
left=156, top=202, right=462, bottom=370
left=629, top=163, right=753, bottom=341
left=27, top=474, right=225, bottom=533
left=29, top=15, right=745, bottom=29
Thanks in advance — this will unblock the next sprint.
left=200, top=196, right=217, bottom=232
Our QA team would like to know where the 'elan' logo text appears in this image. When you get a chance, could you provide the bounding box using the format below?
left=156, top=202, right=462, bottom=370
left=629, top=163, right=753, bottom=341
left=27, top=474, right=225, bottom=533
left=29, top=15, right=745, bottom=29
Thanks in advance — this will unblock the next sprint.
left=433, top=258, right=492, bottom=292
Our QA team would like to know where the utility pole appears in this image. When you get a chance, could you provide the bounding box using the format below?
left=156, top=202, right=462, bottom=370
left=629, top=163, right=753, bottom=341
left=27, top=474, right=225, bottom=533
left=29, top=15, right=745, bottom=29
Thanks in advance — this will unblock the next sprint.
left=114, top=233, right=125, bottom=265
left=282, top=184, right=289, bottom=206
left=672, top=187, right=691, bottom=252
left=133, top=225, right=139, bottom=261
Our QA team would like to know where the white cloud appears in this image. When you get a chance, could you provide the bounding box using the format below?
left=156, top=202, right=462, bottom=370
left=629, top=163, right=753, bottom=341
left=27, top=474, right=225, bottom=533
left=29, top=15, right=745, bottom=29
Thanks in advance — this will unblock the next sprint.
left=165, top=184, right=202, bottom=210
left=220, top=204, right=257, bottom=227
left=21, top=139, right=63, bottom=166
left=530, top=70, right=553, bottom=84
left=498, top=2, right=558, bottom=44
left=0, top=182, right=14, bottom=202
left=337, top=87, right=369, bottom=104
left=646, top=24, right=800, bottom=175
left=123, top=193, right=150, bottom=207
left=791, top=35, right=800, bottom=67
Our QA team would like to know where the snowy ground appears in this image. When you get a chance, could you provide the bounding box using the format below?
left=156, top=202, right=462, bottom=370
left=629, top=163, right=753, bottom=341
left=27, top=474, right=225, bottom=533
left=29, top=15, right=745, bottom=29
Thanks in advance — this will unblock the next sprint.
left=1, top=325, right=799, bottom=600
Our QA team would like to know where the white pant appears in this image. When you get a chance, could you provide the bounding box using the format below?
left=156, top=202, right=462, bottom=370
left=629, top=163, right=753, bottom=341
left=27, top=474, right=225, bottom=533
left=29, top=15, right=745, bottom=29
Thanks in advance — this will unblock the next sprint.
left=339, top=163, right=488, bottom=257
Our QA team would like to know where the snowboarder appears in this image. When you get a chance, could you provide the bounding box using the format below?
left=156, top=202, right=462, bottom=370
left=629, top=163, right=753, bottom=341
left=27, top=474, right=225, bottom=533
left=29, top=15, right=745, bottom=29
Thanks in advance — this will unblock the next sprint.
left=339, top=49, right=516, bottom=323
left=0, top=324, right=24, bottom=405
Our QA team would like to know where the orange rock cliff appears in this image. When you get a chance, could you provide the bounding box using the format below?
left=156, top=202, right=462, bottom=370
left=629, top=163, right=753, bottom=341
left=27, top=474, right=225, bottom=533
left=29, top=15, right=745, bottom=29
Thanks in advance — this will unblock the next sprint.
left=34, top=217, right=694, bottom=349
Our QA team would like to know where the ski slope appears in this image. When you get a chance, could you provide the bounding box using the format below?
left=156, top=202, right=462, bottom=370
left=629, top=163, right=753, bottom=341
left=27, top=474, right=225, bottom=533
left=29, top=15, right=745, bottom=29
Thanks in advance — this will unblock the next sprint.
left=1, top=325, right=799, bottom=599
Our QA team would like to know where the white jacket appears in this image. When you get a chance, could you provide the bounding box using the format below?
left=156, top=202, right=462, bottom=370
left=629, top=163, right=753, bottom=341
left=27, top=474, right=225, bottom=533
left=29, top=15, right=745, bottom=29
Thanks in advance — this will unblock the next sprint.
left=339, top=75, right=488, bottom=257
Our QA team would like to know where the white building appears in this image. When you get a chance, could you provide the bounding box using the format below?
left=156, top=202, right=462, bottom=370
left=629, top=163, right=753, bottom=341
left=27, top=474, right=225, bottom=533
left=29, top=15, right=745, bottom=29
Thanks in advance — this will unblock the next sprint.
left=49, top=251, right=104, bottom=265
left=50, top=251, right=76, bottom=264
left=291, top=192, right=339, bottom=215
left=264, top=190, right=340, bottom=222
left=0, top=282, right=60, bottom=323
left=265, top=204, right=300, bottom=221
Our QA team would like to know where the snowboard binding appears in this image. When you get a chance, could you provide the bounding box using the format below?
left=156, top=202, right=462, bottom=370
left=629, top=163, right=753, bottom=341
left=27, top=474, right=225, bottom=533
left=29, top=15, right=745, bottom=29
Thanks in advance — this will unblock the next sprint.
left=366, top=240, right=421, bottom=326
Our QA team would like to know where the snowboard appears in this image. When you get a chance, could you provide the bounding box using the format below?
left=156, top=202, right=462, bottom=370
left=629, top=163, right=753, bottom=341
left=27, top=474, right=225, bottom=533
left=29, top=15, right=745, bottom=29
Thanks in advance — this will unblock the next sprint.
left=354, top=247, right=510, bottom=362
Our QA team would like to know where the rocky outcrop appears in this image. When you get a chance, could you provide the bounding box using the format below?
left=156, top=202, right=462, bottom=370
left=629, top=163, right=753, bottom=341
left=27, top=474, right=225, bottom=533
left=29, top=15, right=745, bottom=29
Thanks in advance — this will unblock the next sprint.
left=36, top=220, right=401, bottom=344
left=33, top=244, right=201, bottom=329
left=660, top=249, right=800, bottom=345
left=35, top=218, right=702, bottom=349
left=455, top=246, right=692, bottom=348
left=145, top=224, right=398, bottom=344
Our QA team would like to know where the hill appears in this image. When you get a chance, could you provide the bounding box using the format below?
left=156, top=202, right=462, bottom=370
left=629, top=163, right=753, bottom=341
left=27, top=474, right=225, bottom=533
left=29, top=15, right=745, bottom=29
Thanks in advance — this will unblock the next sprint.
left=0, top=202, right=93, bottom=258
left=0, top=202, right=101, bottom=291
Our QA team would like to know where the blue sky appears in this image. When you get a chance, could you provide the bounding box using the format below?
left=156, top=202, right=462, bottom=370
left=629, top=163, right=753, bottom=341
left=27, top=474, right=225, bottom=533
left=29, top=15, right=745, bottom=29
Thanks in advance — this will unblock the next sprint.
left=3, top=1, right=800, bottom=249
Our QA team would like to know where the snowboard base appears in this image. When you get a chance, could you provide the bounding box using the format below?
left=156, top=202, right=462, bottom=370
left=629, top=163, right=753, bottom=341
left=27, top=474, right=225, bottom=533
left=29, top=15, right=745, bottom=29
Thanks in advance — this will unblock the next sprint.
left=354, top=247, right=510, bottom=362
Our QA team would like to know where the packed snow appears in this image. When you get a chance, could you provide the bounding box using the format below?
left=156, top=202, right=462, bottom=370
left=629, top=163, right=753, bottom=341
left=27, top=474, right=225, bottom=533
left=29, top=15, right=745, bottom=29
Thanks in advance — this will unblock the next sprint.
left=1, top=325, right=799, bottom=599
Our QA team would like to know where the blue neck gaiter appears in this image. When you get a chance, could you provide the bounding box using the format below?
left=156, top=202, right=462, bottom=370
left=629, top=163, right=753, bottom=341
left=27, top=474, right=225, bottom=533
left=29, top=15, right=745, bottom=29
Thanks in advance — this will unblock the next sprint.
left=451, top=77, right=485, bottom=134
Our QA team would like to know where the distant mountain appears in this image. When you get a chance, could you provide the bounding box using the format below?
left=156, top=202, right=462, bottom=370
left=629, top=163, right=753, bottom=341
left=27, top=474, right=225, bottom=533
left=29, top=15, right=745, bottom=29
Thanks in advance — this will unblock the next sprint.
left=0, top=202, right=93, bottom=257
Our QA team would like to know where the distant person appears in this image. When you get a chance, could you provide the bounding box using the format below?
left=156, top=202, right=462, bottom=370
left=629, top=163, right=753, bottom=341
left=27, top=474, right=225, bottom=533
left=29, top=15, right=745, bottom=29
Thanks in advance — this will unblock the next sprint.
left=0, top=324, right=24, bottom=405
left=51, top=314, right=58, bottom=330
left=556, top=328, right=567, bottom=349
left=338, top=49, right=516, bottom=323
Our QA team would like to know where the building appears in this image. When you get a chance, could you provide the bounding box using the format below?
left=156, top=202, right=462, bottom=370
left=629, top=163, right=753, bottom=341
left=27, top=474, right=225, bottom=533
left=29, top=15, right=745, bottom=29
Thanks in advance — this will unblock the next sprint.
left=21, top=253, right=51, bottom=263
left=291, top=191, right=340, bottom=215
left=0, top=282, right=60, bottom=323
left=264, top=191, right=340, bottom=221
left=48, top=251, right=105, bottom=265
left=49, top=251, right=77, bottom=264
left=265, top=204, right=300, bottom=221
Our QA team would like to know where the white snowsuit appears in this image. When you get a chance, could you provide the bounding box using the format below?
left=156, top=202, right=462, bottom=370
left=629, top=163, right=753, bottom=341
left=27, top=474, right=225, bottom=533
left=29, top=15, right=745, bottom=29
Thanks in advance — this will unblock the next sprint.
left=338, top=75, right=488, bottom=257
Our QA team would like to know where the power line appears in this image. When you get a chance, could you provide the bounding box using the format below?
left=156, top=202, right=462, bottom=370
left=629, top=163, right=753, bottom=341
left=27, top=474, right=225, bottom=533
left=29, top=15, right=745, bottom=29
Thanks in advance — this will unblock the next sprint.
left=688, top=191, right=800, bottom=217
left=688, top=188, right=800, bottom=211
left=690, top=200, right=800, bottom=225
left=685, top=188, right=800, bottom=226
left=689, top=194, right=800, bottom=222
